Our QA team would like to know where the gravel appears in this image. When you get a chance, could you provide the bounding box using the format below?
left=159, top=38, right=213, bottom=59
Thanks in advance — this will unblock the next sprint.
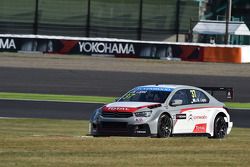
left=0, top=52, right=249, bottom=77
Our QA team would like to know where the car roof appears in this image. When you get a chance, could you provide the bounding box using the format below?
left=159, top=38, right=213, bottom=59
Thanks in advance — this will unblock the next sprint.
left=136, top=84, right=198, bottom=90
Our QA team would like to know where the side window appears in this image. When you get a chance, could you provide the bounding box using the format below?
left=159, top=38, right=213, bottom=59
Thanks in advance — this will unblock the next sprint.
left=189, top=89, right=209, bottom=104
left=170, top=89, right=189, bottom=106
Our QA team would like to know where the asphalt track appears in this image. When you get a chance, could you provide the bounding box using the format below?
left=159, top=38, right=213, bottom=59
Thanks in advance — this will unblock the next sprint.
left=0, top=67, right=250, bottom=102
left=0, top=100, right=103, bottom=120
left=0, top=100, right=249, bottom=128
left=0, top=66, right=249, bottom=128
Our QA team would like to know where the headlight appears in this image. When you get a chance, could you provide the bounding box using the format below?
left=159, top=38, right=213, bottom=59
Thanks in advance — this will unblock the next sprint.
left=134, top=110, right=152, bottom=117
left=91, top=109, right=101, bottom=120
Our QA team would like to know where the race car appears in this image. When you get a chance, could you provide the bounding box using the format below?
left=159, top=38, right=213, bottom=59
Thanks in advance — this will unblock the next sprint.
left=89, top=85, right=233, bottom=138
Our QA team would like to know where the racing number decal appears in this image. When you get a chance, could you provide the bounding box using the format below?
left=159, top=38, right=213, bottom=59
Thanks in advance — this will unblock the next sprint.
left=190, top=90, right=196, bottom=98
left=123, top=93, right=135, bottom=100
left=124, top=93, right=134, bottom=99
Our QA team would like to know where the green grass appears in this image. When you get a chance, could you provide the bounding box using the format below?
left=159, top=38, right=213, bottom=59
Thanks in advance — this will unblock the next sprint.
left=225, top=102, right=250, bottom=109
left=0, top=92, right=250, bottom=109
left=0, top=92, right=114, bottom=104
left=0, top=118, right=250, bottom=167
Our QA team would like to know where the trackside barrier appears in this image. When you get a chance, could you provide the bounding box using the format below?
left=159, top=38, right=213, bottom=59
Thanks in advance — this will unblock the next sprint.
left=0, top=34, right=250, bottom=63
left=200, top=87, right=234, bottom=100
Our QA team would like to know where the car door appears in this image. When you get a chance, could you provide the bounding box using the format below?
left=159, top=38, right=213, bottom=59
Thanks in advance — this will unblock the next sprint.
left=185, top=89, right=210, bottom=134
left=168, top=89, right=192, bottom=134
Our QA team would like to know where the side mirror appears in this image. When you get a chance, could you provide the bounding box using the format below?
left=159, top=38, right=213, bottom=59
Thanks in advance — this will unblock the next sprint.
left=170, top=99, right=183, bottom=106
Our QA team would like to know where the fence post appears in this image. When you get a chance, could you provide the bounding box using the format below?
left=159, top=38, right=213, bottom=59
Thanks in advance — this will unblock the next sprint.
left=33, top=0, right=39, bottom=35
left=175, top=0, right=180, bottom=42
left=138, top=0, right=143, bottom=40
left=225, top=0, right=232, bottom=44
left=86, top=0, right=91, bottom=37
left=189, top=18, right=193, bottom=42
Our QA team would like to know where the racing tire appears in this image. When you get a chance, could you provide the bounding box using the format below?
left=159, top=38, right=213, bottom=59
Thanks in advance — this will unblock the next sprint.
left=212, top=115, right=228, bottom=139
left=157, top=114, right=173, bottom=138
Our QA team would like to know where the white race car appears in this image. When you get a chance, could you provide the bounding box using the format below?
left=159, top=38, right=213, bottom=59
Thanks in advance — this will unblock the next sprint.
left=89, top=85, right=233, bottom=138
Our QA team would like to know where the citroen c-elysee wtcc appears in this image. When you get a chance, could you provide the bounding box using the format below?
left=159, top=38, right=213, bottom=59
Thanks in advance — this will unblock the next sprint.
left=89, top=85, right=233, bottom=138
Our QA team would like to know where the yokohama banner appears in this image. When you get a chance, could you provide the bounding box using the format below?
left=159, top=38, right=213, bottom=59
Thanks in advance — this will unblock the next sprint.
left=0, top=35, right=183, bottom=59
left=0, top=34, right=250, bottom=63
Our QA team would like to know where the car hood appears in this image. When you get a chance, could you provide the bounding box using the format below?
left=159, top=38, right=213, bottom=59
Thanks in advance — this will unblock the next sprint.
left=102, top=102, right=161, bottom=113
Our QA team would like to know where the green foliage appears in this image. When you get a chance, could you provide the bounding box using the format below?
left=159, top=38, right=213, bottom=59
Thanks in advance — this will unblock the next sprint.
left=1, top=92, right=250, bottom=109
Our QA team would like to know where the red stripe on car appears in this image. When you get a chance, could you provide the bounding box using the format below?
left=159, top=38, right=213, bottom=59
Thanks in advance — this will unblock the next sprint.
left=180, top=106, right=222, bottom=113
left=102, top=106, right=137, bottom=112
left=102, top=103, right=161, bottom=113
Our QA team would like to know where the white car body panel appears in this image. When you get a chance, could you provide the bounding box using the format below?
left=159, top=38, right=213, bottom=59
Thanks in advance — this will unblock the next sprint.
left=172, top=107, right=225, bottom=134
left=105, top=102, right=159, bottom=108
left=89, top=84, right=233, bottom=138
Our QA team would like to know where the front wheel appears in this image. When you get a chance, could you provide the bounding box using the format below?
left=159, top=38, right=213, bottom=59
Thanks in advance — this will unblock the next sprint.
left=213, top=115, right=228, bottom=139
left=157, top=114, right=173, bottom=138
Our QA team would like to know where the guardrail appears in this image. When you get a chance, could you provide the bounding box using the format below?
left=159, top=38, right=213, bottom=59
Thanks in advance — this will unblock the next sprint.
left=1, top=34, right=250, bottom=63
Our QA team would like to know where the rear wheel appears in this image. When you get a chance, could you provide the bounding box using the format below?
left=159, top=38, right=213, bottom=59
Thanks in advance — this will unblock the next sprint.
left=213, top=115, right=228, bottom=139
left=157, top=114, right=172, bottom=138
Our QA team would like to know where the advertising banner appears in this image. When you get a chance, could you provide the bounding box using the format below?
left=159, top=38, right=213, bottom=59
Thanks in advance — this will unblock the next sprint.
left=0, top=37, right=19, bottom=52
left=1, top=35, right=249, bottom=63
left=0, top=36, right=185, bottom=60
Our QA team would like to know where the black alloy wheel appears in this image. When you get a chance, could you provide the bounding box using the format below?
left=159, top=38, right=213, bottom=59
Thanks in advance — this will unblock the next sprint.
left=157, top=114, right=172, bottom=138
left=213, top=115, right=228, bottom=139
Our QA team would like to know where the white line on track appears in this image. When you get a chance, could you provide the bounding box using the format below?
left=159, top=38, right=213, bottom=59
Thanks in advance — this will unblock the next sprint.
left=0, top=117, right=17, bottom=119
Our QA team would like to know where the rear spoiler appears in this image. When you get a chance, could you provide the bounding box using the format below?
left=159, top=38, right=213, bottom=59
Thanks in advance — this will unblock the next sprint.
left=200, top=87, right=234, bottom=100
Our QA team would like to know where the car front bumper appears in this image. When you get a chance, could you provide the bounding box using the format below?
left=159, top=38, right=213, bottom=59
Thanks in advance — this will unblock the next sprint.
left=227, top=121, right=233, bottom=134
left=90, top=121, right=152, bottom=137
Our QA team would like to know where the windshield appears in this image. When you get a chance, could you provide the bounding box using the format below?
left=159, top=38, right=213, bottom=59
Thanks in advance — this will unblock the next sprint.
left=118, top=87, right=172, bottom=103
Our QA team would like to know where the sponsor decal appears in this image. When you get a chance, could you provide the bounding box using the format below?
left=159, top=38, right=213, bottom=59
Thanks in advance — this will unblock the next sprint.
left=0, top=38, right=16, bottom=49
left=102, top=106, right=137, bottom=113
left=59, top=40, right=78, bottom=54
left=188, top=114, right=207, bottom=121
left=188, top=114, right=193, bottom=121
left=102, top=103, right=160, bottom=113
left=193, top=115, right=207, bottom=119
left=135, top=130, right=146, bottom=134
left=193, top=123, right=207, bottom=133
left=176, top=114, right=186, bottom=119
left=135, top=87, right=173, bottom=92
left=78, top=42, right=135, bottom=55
left=135, top=118, right=145, bottom=123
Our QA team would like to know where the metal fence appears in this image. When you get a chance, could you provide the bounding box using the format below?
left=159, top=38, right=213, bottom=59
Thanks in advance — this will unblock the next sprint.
left=0, top=0, right=200, bottom=41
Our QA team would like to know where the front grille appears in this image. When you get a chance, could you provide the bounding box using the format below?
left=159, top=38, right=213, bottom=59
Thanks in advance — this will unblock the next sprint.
left=101, top=111, right=133, bottom=118
left=97, top=122, right=151, bottom=136
left=101, top=122, right=128, bottom=130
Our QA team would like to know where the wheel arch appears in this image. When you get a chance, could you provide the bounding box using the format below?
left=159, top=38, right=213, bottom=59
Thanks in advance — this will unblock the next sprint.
left=209, top=111, right=228, bottom=137
left=149, top=109, right=172, bottom=136
left=157, top=112, right=173, bottom=137
left=160, top=111, right=172, bottom=119
left=216, top=112, right=227, bottom=119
